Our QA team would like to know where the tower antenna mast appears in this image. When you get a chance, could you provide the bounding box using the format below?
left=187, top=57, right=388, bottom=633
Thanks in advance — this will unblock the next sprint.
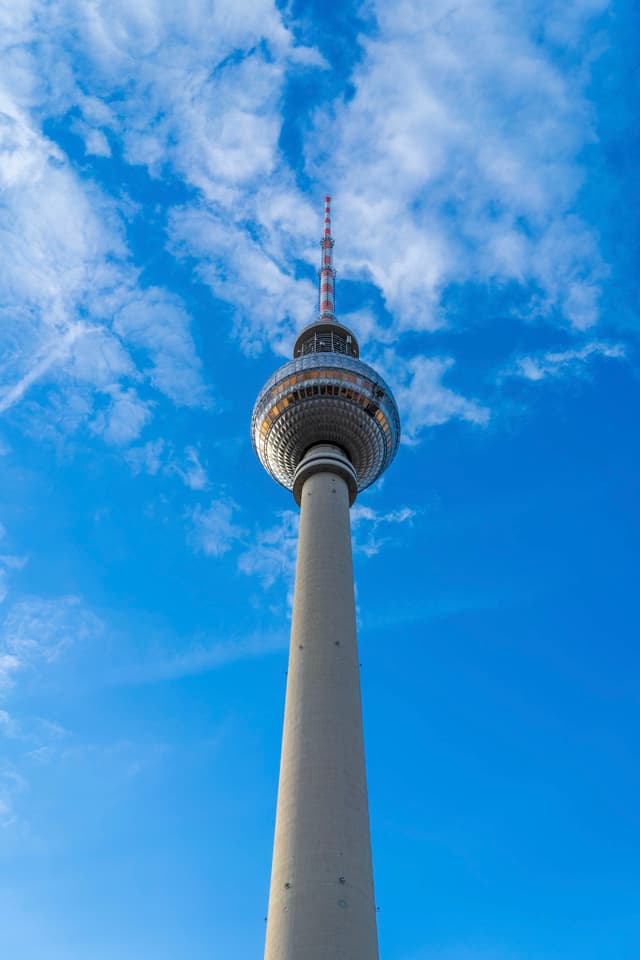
left=319, top=194, right=336, bottom=320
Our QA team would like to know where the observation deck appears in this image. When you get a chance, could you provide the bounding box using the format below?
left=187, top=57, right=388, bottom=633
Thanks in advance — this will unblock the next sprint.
left=252, top=332, right=400, bottom=499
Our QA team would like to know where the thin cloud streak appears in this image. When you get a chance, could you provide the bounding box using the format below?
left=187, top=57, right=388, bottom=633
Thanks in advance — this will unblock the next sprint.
left=0, top=324, right=98, bottom=415
left=502, top=340, right=626, bottom=382
left=122, top=631, right=288, bottom=684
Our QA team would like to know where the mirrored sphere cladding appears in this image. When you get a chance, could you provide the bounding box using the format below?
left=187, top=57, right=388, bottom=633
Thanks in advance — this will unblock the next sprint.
left=251, top=351, right=401, bottom=501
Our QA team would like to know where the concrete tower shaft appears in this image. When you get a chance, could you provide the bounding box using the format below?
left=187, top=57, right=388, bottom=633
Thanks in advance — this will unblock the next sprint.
left=263, top=445, right=379, bottom=960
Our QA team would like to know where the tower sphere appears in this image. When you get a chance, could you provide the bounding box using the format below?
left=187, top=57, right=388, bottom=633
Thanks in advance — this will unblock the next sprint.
left=251, top=350, right=400, bottom=502
left=251, top=199, right=400, bottom=503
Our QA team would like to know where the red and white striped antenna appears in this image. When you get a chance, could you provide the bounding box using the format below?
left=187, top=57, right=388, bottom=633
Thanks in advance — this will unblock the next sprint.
left=318, top=195, right=336, bottom=320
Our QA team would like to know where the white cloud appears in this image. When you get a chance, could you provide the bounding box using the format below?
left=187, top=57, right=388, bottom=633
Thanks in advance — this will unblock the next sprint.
left=172, top=446, right=209, bottom=491
left=0, top=768, right=27, bottom=828
left=0, top=557, right=27, bottom=606
left=0, top=0, right=331, bottom=447
left=0, top=524, right=27, bottom=605
left=0, top=0, right=624, bottom=455
left=114, top=293, right=208, bottom=408
left=168, top=199, right=318, bottom=357
left=77, top=122, right=111, bottom=158
left=238, top=500, right=418, bottom=594
left=304, top=0, right=608, bottom=333
left=351, top=504, right=417, bottom=557
left=0, top=104, right=126, bottom=324
left=126, top=438, right=166, bottom=477
left=190, top=498, right=245, bottom=558
left=238, top=510, right=299, bottom=590
left=0, top=324, right=100, bottom=416
left=126, top=440, right=209, bottom=489
left=390, top=354, right=489, bottom=443
left=0, top=22, right=210, bottom=445
left=90, top=386, right=152, bottom=446
left=503, top=340, right=625, bottom=382
left=541, top=0, right=610, bottom=46
left=0, top=108, right=207, bottom=440
left=23, top=0, right=323, bottom=361
left=61, top=0, right=319, bottom=195
left=166, top=0, right=616, bottom=375
left=0, top=708, right=19, bottom=738
left=0, top=595, right=104, bottom=694
left=0, top=653, right=21, bottom=694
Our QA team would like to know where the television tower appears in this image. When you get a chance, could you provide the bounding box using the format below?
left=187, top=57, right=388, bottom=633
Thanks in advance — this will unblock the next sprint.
left=252, top=197, right=400, bottom=960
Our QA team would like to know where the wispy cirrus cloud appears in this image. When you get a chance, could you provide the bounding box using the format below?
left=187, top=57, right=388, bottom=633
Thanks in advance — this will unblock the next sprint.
left=0, top=587, right=105, bottom=828
left=166, top=0, right=622, bottom=428
left=62, top=0, right=323, bottom=193
left=0, top=99, right=208, bottom=444
left=0, top=595, right=104, bottom=693
left=168, top=197, right=318, bottom=357
left=131, top=437, right=209, bottom=490
left=238, top=509, right=299, bottom=592
left=0, top=767, right=27, bottom=827
left=0, top=592, right=94, bottom=830
left=190, top=497, right=246, bottom=558
left=0, top=0, right=628, bottom=459
left=0, top=324, right=100, bottom=416
left=126, top=437, right=215, bottom=490
left=0, top=709, right=19, bottom=738
left=127, top=439, right=209, bottom=490
left=237, top=500, right=421, bottom=599
left=173, top=447, right=209, bottom=491
left=306, top=0, right=610, bottom=333
left=0, top=558, right=27, bottom=607
left=1, top=1, right=293, bottom=444
left=390, top=355, right=490, bottom=444
left=131, top=630, right=288, bottom=684
left=502, top=340, right=626, bottom=382
left=0, top=524, right=27, bottom=606
left=351, top=504, right=417, bottom=557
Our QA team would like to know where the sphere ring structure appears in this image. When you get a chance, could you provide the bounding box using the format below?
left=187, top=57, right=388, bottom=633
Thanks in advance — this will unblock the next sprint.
left=251, top=351, right=401, bottom=503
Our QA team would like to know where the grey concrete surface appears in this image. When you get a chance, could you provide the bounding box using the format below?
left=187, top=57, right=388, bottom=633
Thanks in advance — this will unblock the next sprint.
left=264, top=445, right=379, bottom=960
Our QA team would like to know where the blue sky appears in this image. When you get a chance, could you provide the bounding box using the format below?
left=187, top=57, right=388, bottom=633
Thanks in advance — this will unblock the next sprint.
left=0, top=1, right=638, bottom=958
